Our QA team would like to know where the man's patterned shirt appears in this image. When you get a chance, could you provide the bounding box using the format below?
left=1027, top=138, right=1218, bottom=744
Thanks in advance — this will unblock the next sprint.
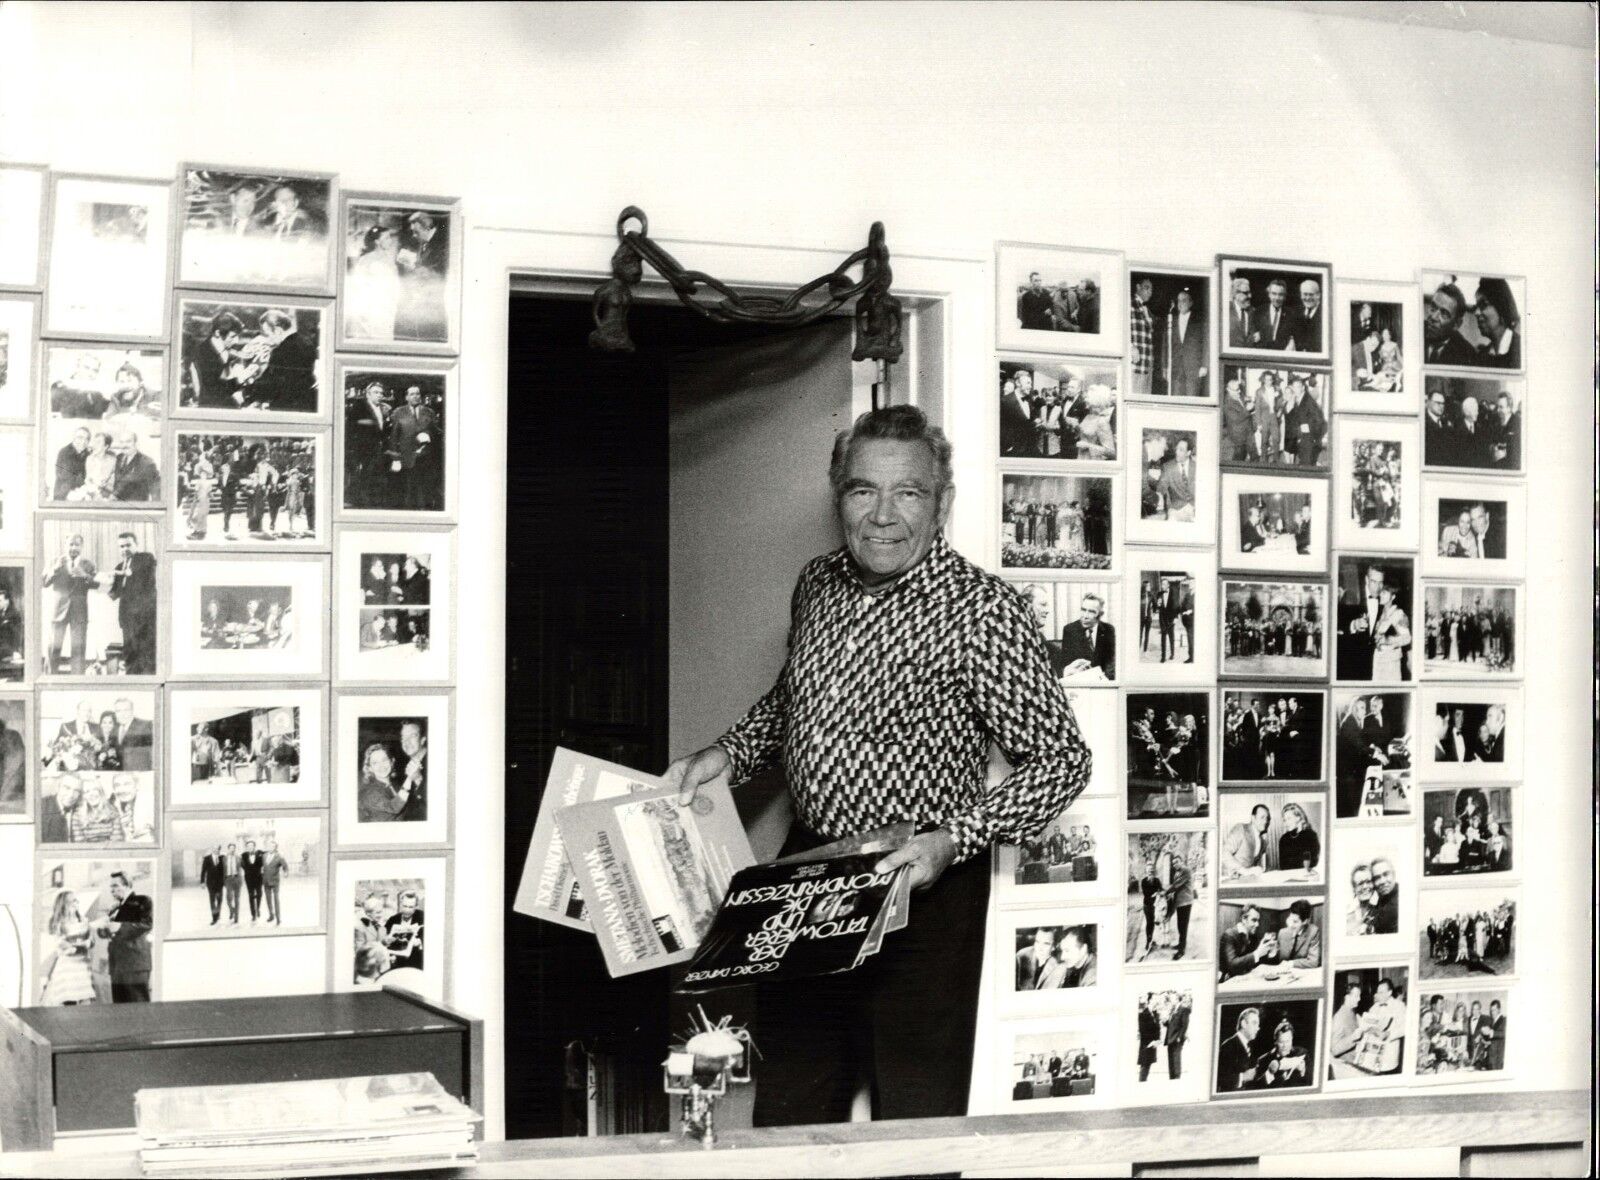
left=716, top=535, right=1091, bottom=864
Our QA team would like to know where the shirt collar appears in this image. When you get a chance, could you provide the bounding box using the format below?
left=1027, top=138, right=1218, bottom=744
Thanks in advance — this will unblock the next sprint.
left=834, top=532, right=956, bottom=600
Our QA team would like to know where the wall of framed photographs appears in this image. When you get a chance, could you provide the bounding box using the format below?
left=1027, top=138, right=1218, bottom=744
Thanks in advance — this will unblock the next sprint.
left=974, top=245, right=1531, bottom=1116
left=0, top=159, right=461, bottom=1012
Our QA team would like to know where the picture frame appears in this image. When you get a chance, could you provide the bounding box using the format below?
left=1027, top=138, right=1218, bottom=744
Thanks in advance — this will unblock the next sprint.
left=333, top=690, right=452, bottom=849
left=168, top=425, right=330, bottom=550
left=177, top=164, right=337, bottom=294
left=1419, top=269, right=1526, bottom=375
left=1123, top=688, right=1214, bottom=821
left=1212, top=995, right=1323, bottom=1099
left=1056, top=686, right=1121, bottom=796
left=994, top=794, right=1121, bottom=906
left=1121, top=548, right=1217, bottom=685
left=1330, top=415, right=1420, bottom=552
left=0, top=430, right=33, bottom=552
left=1420, top=477, right=1525, bottom=580
left=1217, top=788, right=1326, bottom=891
left=1120, top=978, right=1212, bottom=1106
left=1334, top=278, right=1418, bottom=415
left=1331, top=554, right=1417, bottom=685
left=1217, top=254, right=1332, bottom=364
left=173, top=291, right=332, bottom=421
left=998, top=471, right=1119, bottom=577
left=1126, top=263, right=1217, bottom=403
left=1123, top=827, right=1212, bottom=969
left=1324, top=963, right=1413, bottom=1088
left=1218, top=579, right=1329, bottom=681
left=40, top=340, right=166, bottom=509
left=165, top=684, right=327, bottom=809
left=1219, top=688, right=1327, bottom=784
left=994, top=1014, right=1114, bottom=1113
left=1124, top=403, right=1218, bottom=546
left=334, top=356, right=457, bottom=520
left=331, top=852, right=451, bottom=1002
left=33, top=851, right=164, bottom=1005
left=1328, top=831, right=1416, bottom=960
left=1419, top=580, right=1521, bottom=681
left=1219, top=364, right=1331, bottom=471
left=160, top=934, right=327, bottom=1003
left=0, top=562, right=31, bottom=688
left=165, top=811, right=327, bottom=939
left=996, top=241, right=1126, bottom=358
left=1005, top=578, right=1121, bottom=686
left=990, top=903, right=1121, bottom=1016
left=1413, top=986, right=1511, bottom=1081
left=1420, top=785, right=1518, bottom=882
left=37, top=516, right=163, bottom=682
left=1216, top=894, right=1327, bottom=995
left=0, top=162, right=48, bottom=290
left=1416, top=887, right=1519, bottom=983
left=1421, top=373, right=1525, bottom=475
left=0, top=693, right=34, bottom=823
left=37, top=686, right=160, bottom=849
left=0, top=292, right=40, bottom=421
left=1219, top=472, right=1327, bottom=576
left=1415, top=685, right=1522, bottom=784
left=337, top=191, right=462, bottom=356
left=44, top=172, right=175, bottom=342
left=995, top=353, right=1121, bottom=465
left=169, top=554, right=328, bottom=680
left=1331, top=688, right=1415, bottom=823
left=334, top=526, right=454, bottom=685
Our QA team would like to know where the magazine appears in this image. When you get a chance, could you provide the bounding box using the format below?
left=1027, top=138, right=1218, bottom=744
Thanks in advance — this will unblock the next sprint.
left=555, top=782, right=755, bottom=978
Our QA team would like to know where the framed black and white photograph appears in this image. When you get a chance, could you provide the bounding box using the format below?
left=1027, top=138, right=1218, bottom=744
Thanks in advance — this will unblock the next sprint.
left=34, top=854, right=160, bottom=1005
left=1421, top=477, right=1525, bottom=580
left=1332, top=689, right=1413, bottom=821
left=1128, top=264, right=1215, bottom=402
left=0, top=695, right=32, bottom=822
left=1332, top=554, right=1416, bottom=684
left=1417, top=888, right=1518, bottom=983
left=333, top=854, right=449, bottom=1002
left=38, top=517, right=161, bottom=679
left=0, top=431, right=32, bottom=551
left=1007, top=578, right=1120, bottom=686
left=1334, top=279, right=1417, bottom=414
left=1422, top=374, right=1524, bottom=473
left=338, top=193, right=461, bottom=355
left=0, top=564, right=26, bottom=683
left=1326, top=964, right=1411, bottom=1086
left=0, top=293, right=39, bottom=420
left=998, top=472, right=1117, bottom=576
left=44, top=173, right=173, bottom=342
left=178, top=165, right=336, bottom=293
left=175, top=293, right=329, bottom=419
left=1220, top=472, right=1327, bottom=575
left=1058, top=687, right=1120, bottom=797
left=1217, top=895, right=1325, bottom=994
left=1219, top=579, right=1328, bottom=680
left=1422, top=786, right=1516, bottom=880
left=1415, top=988, right=1510, bottom=1080
left=1125, top=404, right=1218, bottom=545
left=1213, top=997, right=1323, bottom=1100
left=0, top=162, right=47, bottom=289
left=336, top=357, right=455, bottom=518
left=1218, top=790, right=1324, bottom=890
left=1124, top=690, right=1212, bottom=821
left=995, top=354, right=1120, bottom=463
left=992, top=905, right=1118, bottom=1015
left=42, top=341, right=165, bottom=507
left=1221, top=689, right=1325, bottom=783
left=334, top=691, right=451, bottom=848
left=1419, top=270, right=1525, bottom=373
left=1416, top=686, right=1521, bottom=783
left=1219, top=365, right=1330, bottom=469
left=1219, top=255, right=1332, bottom=362
left=169, top=554, right=327, bottom=680
left=1331, top=416, right=1419, bottom=551
left=998, top=1017, right=1111, bottom=1112
left=166, top=813, right=326, bottom=938
left=996, top=794, right=1119, bottom=905
left=1123, top=829, right=1210, bottom=968
left=166, top=685, right=325, bottom=809
left=1122, top=979, right=1211, bottom=1106
left=37, top=687, right=157, bottom=849
left=171, top=428, right=328, bottom=549
left=335, top=528, right=453, bottom=684
left=1330, top=833, right=1414, bottom=958
left=1123, top=550, right=1216, bottom=686
left=997, top=242, right=1125, bottom=358
left=1421, top=581, right=1520, bottom=680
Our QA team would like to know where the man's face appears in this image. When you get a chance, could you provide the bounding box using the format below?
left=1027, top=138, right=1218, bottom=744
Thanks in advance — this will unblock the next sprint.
left=400, top=723, right=422, bottom=756
left=71, top=427, right=90, bottom=454
left=1470, top=505, right=1489, bottom=537
left=231, top=189, right=257, bottom=218
left=1496, top=394, right=1512, bottom=422
left=1252, top=806, right=1270, bottom=833
left=1421, top=390, right=1443, bottom=417
left=112, top=431, right=134, bottom=458
left=1425, top=289, right=1462, bottom=340
left=1136, top=279, right=1153, bottom=304
left=113, top=776, right=136, bottom=804
left=1241, top=909, right=1260, bottom=935
left=1267, top=282, right=1286, bottom=310
left=273, top=187, right=299, bottom=216
left=118, top=536, right=135, bottom=560
left=1016, top=370, right=1033, bottom=395
left=411, top=216, right=435, bottom=243
left=66, top=535, right=83, bottom=560
left=115, top=368, right=138, bottom=393
left=1028, top=272, right=1043, bottom=292
left=1231, top=278, right=1251, bottom=309
left=1299, top=282, right=1320, bottom=315
left=836, top=438, right=952, bottom=588
left=109, top=877, right=129, bottom=902
left=267, top=840, right=277, bottom=853
left=1032, top=928, right=1054, bottom=955
left=406, top=386, right=422, bottom=407
left=1078, top=597, right=1101, bottom=628
left=58, top=779, right=81, bottom=809
left=1284, top=911, right=1303, bottom=932
left=1176, top=290, right=1193, bottom=314
left=1248, top=505, right=1262, bottom=525
left=1242, top=1011, right=1260, bottom=1041
left=1351, top=867, right=1374, bottom=901
left=363, top=897, right=383, bottom=920
left=1461, top=398, right=1479, bottom=426
left=1364, top=567, right=1384, bottom=597
left=245, top=840, right=256, bottom=852
left=1061, top=934, right=1087, bottom=967
left=1174, top=439, right=1191, bottom=465
left=116, top=701, right=134, bottom=727
left=1288, top=380, right=1306, bottom=404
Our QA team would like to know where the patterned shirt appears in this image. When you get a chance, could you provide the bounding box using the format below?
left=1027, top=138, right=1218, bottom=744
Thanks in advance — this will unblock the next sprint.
left=1131, top=294, right=1153, bottom=374
left=716, top=536, right=1091, bottom=864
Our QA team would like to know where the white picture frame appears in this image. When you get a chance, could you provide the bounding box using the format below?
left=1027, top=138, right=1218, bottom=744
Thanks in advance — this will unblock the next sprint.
left=1216, top=893, right=1328, bottom=995
left=333, top=356, right=458, bottom=521
left=1420, top=477, right=1525, bottom=580
left=334, top=527, right=453, bottom=685
left=990, top=903, right=1121, bottom=1017
left=37, top=686, right=161, bottom=849
left=1333, top=278, right=1418, bottom=415
left=172, top=291, right=332, bottom=421
left=993, top=794, right=1122, bottom=906
left=331, top=852, right=450, bottom=1002
left=1421, top=372, right=1525, bottom=475
left=1122, top=826, right=1213, bottom=970
left=1126, top=263, right=1218, bottom=404
left=998, top=471, right=1119, bottom=578
left=997, top=242, right=1126, bottom=358
left=0, top=293, right=39, bottom=421
left=1415, top=887, right=1519, bottom=984
left=1419, top=269, right=1526, bottom=375
left=0, top=163, right=48, bottom=290
left=333, top=690, right=452, bottom=849
left=995, top=352, right=1122, bottom=466
left=1218, top=578, right=1330, bottom=682
left=1120, top=977, right=1213, bottom=1106
left=165, top=685, right=326, bottom=809
left=1219, top=472, right=1327, bottom=575
left=1121, top=548, right=1217, bottom=685
left=1331, top=415, right=1421, bottom=552
left=168, top=425, right=331, bottom=551
left=1419, top=784, right=1519, bottom=883
left=1419, top=580, right=1521, bottom=681
left=164, top=812, right=327, bottom=939
left=1218, top=254, right=1333, bottom=364
left=177, top=164, right=337, bottom=295
left=1328, top=833, right=1417, bottom=960
left=1415, top=685, right=1522, bottom=784
left=1124, top=403, right=1218, bottom=547
left=1324, top=963, right=1414, bottom=1089
left=169, top=554, right=328, bottom=680
left=1412, top=985, right=1512, bottom=1083
left=44, top=173, right=174, bottom=342
left=33, top=852, right=164, bottom=1005
left=337, top=192, right=462, bottom=356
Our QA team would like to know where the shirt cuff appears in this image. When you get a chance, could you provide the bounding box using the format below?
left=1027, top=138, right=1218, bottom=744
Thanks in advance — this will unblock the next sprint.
left=711, top=736, right=755, bottom=787
left=944, top=810, right=995, bottom=866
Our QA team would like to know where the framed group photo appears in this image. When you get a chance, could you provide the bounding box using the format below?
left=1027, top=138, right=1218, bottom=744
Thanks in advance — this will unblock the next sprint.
left=997, top=242, right=1126, bottom=358
left=37, top=516, right=161, bottom=680
left=1419, top=581, right=1520, bottom=680
left=334, top=691, right=451, bottom=848
left=1006, top=578, right=1120, bottom=686
left=33, top=853, right=162, bottom=1006
left=1332, top=554, right=1417, bottom=685
left=1419, top=270, right=1525, bottom=373
left=170, top=427, right=329, bottom=549
left=1332, top=687, right=1414, bottom=822
left=995, top=1015, right=1114, bottom=1113
left=168, top=554, right=328, bottom=680
left=1334, top=278, right=1418, bottom=414
left=165, top=812, right=327, bottom=938
left=1415, top=685, right=1522, bottom=783
left=178, top=165, right=336, bottom=294
left=1124, top=689, right=1213, bottom=821
left=335, top=357, right=456, bottom=519
left=1124, top=404, right=1218, bottom=546
left=1416, top=887, right=1518, bottom=983
left=1127, top=264, right=1216, bottom=403
left=1218, top=579, right=1328, bottom=681
left=1123, top=828, right=1211, bottom=968
left=334, top=528, right=454, bottom=684
left=41, top=341, right=165, bottom=508
left=1219, top=365, right=1330, bottom=471
left=1219, top=688, right=1326, bottom=784
left=995, top=354, right=1120, bottom=464
left=44, top=173, right=174, bottom=342
left=174, top=292, right=330, bottom=419
left=166, top=685, right=325, bottom=809
left=1219, top=472, right=1328, bottom=575
left=995, top=793, right=1120, bottom=906
left=1421, top=785, right=1517, bottom=881
left=0, top=162, right=48, bottom=290
left=1218, top=255, right=1332, bottom=363
left=0, top=293, right=39, bottom=421
left=1422, top=374, right=1524, bottom=474
left=991, top=903, right=1121, bottom=1016
left=1123, top=550, right=1217, bottom=686
left=1329, top=830, right=1416, bottom=957
left=37, top=687, right=159, bottom=848
left=1120, top=979, right=1212, bottom=1107
left=1331, top=415, right=1421, bottom=551
left=338, top=193, right=462, bottom=355
left=998, top=472, right=1118, bottom=577
left=332, top=853, right=450, bottom=1002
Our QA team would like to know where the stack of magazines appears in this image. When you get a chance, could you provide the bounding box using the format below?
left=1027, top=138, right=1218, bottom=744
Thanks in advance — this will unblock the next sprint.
left=134, top=1073, right=479, bottom=1178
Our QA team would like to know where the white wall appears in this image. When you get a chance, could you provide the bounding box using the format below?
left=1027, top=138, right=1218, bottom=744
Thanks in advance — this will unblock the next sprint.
left=3, top=0, right=1591, bottom=1139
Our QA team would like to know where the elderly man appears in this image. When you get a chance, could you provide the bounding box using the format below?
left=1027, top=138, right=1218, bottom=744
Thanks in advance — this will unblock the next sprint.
left=666, top=405, right=1090, bottom=1126
left=53, top=426, right=91, bottom=501
left=1226, top=277, right=1256, bottom=349
left=1060, top=592, right=1115, bottom=680
left=1282, top=377, right=1326, bottom=467
left=99, top=870, right=153, bottom=1002
left=1423, top=280, right=1477, bottom=365
left=1157, top=287, right=1208, bottom=398
left=1346, top=862, right=1377, bottom=935
left=1291, top=279, right=1323, bottom=353
left=1251, top=278, right=1294, bottom=349
left=1369, top=857, right=1400, bottom=934
left=111, top=428, right=161, bottom=502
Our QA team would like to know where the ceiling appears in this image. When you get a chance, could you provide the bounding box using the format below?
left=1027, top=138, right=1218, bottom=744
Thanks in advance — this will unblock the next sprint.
left=1242, top=1, right=1597, bottom=50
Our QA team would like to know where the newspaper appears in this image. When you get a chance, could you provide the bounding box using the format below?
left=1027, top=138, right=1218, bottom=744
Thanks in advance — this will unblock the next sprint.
left=555, top=782, right=755, bottom=977
left=512, top=747, right=664, bottom=932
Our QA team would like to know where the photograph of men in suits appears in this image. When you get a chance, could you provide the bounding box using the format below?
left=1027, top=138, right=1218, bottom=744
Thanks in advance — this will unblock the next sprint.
left=1335, top=560, right=1412, bottom=682
left=107, top=531, right=158, bottom=675
left=99, top=870, right=153, bottom=1003
left=1226, top=277, right=1255, bottom=349
left=343, top=376, right=447, bottom=513
left=1291, top=279, right=1323, bottom=354
left=1435, top=501, right=1506, bottom=562
left=1422, top=280, right=1477, bottom=366
left=1152, top=286, right=1209, bottom=399
left=43, top=533, right=96, bottom=676
left=1060, top=592, right=1115, bottom=681
left=1216, top=1006, right=1261, bottom=1092
left=1251, top=278, right=1294, bottom=350
left=200, top=844, right=227, bottom=926
left=241, top=839, right=266, bottom=923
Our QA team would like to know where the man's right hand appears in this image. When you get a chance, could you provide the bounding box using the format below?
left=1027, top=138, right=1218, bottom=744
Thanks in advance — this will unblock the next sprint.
left=664, top=746, right=731, bottom=806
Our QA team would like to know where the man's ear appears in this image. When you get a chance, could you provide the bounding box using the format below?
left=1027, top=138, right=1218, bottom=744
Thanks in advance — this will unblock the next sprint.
left=937, top=483, right=955, bottom=528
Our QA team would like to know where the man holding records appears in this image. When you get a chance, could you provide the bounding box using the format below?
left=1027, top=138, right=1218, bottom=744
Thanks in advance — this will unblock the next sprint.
left=667, top=405, right=1091, bottom=1127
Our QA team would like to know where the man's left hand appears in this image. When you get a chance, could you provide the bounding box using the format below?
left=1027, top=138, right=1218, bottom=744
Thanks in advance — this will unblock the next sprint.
left=874, top=829, right=957, bottom=891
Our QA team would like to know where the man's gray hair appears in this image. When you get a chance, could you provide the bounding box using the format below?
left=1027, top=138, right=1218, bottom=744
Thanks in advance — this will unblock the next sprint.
left=829, top=405, right=953, bottom=494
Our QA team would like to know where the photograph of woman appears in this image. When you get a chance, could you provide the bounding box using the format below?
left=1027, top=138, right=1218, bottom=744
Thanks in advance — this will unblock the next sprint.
left=38, top=890, right=96, bottom=1005
left=357, top=739, right=426, bottom=824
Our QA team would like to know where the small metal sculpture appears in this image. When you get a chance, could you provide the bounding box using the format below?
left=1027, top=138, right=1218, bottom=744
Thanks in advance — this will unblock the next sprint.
left=590, top=206, right=903, bottom=371
left=663, top=1009, right=755, bottom=1150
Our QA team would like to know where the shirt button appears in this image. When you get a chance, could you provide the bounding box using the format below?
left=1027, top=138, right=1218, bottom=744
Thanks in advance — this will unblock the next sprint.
left=846, top=639, right=858, bottom=653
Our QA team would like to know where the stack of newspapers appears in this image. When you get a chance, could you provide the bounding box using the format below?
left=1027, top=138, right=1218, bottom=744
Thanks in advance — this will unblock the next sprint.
left=134, top=1073, right=479, bottom=1178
